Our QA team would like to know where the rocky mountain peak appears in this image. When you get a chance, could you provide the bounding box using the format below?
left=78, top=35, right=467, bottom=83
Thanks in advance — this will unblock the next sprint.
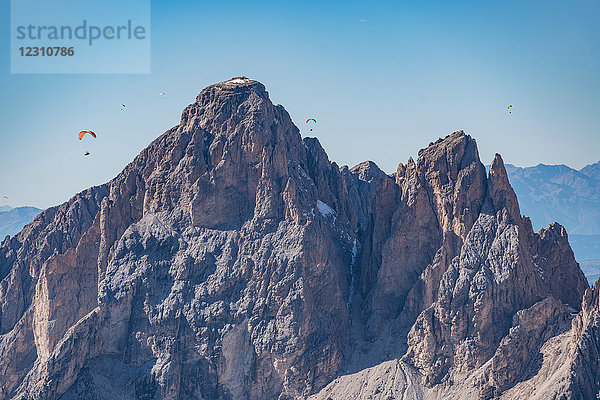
left=412, top=130, right=487, bottom=240
left=350, top=160, right=386, bottom=182
left=0, top=80, right=594, bottom=400
left=194, top=76, right=267, bottom=109
left=182, top=76, right=281, bottom=142
left=489, top=152, right=521, bottom=223
left=417, top=130, right=478, bottom=170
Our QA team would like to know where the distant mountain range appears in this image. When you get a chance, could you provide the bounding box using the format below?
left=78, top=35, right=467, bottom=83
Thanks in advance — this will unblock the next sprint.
left=581, top=161, right=600, bottom=180
left=0, top=206, right=43, bottom=239
left=505, top=161, right=600, bottom=284
left=505, top=161, right=600, bottom=235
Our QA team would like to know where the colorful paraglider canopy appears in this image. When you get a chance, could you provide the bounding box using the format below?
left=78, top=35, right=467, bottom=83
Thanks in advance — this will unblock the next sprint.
left=316, top=263, right=325, bottom=267
left=1, top=196, right=7, bottom=199
left=78, top=130, right=97, bottom=140
left=507, top=105, right=512, bottom=109
left=159, top=92, right=166, bottom=98
left=120, top=104, right=126, bottom=109
left=306, top=118, right=317, bottom=124
left=84, top=151, right=91, bottom=156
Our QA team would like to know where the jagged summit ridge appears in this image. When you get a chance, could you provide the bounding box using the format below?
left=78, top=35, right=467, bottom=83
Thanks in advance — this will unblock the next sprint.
left=193, top=76, right=266, bottom=109
left=0, top=79, right=595, bottom=400
left=220, top=76, right=258, bottom=86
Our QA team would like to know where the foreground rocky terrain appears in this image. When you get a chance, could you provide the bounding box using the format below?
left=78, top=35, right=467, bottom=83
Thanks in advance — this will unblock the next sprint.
left=0, top=78, right=597, bottom=399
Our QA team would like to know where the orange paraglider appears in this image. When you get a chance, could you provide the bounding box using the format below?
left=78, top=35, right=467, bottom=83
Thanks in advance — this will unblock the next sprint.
left=78, top=130, right=97, bottom=140
left=306, top=118, right=317, bottom=131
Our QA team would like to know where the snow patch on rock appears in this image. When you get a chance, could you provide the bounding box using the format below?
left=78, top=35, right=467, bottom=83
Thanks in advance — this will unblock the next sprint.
left=317, top=200, right=335, bottom=218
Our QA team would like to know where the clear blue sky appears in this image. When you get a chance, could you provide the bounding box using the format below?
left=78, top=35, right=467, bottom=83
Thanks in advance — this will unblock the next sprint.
left=1, top=0, right=599, bottom=209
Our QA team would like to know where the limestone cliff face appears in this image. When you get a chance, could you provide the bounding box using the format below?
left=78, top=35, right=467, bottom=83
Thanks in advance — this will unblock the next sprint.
left=0, top=77, right=594, bottom=400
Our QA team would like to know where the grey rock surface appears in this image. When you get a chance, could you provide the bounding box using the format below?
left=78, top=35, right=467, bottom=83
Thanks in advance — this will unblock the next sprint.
left=0, top=77, right=596, bottom=400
